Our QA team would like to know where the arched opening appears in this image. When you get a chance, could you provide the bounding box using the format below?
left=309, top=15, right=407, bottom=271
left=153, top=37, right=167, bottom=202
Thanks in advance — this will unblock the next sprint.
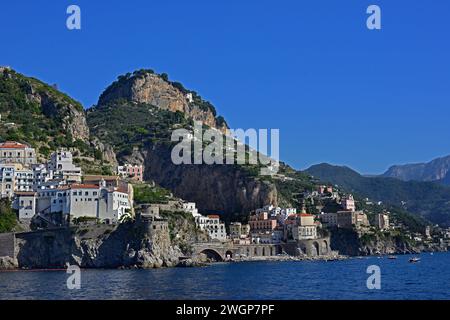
left=321, top=240, right=328, bottom=254
left=311, top=242, right=320, bottom=256
left=262, top=247, right=266, bottom=256
left=225, top=250, right=233, bottom=259
left=200, top=249, right=223, bottom=262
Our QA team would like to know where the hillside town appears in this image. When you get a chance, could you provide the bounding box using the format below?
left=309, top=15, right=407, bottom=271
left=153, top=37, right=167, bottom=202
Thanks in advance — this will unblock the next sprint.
left=1, top=140, right=449, bottom=262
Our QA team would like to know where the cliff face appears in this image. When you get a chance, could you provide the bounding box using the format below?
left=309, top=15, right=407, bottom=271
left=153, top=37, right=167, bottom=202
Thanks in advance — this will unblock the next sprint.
left=383, top=155, right=450, bottom=185
left=15, top=222, right=182, bottom=269
left=329, top=228, right=424, bottom=256
left=97, top=71, right=228, bottom=133
left=123, top=145, right=279, bottom=220
left=88, top=70, right=287, bottom=221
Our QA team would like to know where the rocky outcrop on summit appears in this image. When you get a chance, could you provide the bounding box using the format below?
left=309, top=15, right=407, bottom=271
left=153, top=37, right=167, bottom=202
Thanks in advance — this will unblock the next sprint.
left=97, top=71, right=227, bottom=133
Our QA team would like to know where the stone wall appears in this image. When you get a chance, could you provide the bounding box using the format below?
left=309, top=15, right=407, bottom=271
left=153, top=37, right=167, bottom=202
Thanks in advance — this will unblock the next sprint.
left=281, top=237, right=331, bottom=256
left=0, top=232, right=16, bottom=258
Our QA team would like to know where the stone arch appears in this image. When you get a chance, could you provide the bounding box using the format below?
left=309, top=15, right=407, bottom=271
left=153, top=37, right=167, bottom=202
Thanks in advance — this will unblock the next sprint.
left=200, top=249, right=224, bottom=262
left=298, top=243, right=307, bottom=255
left=225, top=250, right=233, bottom=259
left=311, top=241, right=320, bottom=256
left=321, top=240, right=329, bottom=254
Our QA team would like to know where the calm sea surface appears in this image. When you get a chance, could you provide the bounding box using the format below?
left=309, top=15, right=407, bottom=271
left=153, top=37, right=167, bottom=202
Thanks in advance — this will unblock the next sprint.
left=1, top=252, right=449, bottom=300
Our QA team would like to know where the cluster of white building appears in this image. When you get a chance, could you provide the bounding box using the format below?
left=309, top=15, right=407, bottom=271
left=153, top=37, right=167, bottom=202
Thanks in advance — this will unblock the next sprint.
left=181, top=202, right=227, bottom=242
left=0, top=141, right=132, bottom=225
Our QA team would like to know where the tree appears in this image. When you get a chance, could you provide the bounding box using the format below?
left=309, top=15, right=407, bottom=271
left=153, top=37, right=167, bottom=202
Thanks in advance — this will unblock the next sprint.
left=0, top=199, right=17, bottom=233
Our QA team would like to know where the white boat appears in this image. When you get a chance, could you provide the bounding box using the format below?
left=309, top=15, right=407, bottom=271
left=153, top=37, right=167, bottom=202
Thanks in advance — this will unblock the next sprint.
left=409, top=257, right=421, bottom=263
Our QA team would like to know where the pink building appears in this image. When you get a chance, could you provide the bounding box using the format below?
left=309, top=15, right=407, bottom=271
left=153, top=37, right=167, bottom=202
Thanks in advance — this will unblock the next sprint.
left=118, top=164, right=144, bottom=182
left=249, top=212, right=277, bottom=233
left=341, top=194, right=355, bottom=212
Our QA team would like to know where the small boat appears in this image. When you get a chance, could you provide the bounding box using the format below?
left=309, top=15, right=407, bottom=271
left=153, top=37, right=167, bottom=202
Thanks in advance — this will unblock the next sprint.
left=409, top=257, right=421, bottom=263
left=388, top=255, right=397, bottom=260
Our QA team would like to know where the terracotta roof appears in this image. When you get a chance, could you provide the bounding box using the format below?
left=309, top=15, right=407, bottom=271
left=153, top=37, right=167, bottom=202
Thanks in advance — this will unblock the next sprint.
left=15, top=191, right=36, bottom=196
left=207, top=215, right=220, bottom=219
left=109, top=187, right=128, bottom=194
left=299, top=213, right=313, bottom=217
left=0, top=141, right=29, bottom=149
left=83, top=175, right=119, bottom=181
left=70, top=184, right=99, bottom=189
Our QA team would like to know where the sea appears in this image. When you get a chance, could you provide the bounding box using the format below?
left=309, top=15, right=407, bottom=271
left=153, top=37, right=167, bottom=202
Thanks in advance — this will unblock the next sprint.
left=1, top=252, right=449, bottom=300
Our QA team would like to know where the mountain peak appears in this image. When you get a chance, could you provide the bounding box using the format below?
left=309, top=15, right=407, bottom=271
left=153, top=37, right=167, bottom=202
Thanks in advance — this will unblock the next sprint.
left=97, top=69, right=228, bottom=133
left=382, top=155, right=450, bottom=185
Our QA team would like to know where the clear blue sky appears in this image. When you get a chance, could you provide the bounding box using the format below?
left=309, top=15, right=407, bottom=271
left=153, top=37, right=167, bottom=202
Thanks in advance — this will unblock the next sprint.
left=1, top=0, right=449, bottom=174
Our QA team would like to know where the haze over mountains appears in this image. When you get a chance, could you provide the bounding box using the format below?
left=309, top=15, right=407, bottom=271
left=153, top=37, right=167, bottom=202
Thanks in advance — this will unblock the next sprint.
left=382, top=155, right=450, bottom=186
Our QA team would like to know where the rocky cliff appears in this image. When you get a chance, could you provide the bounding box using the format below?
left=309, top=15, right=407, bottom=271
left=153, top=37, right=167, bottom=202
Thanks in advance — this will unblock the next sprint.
left=15, top=222, right=183, bottom=269
left=139, top=145, right=279, bottom=220
left=97, top=70, right=228, bottom=133
left=88, top=70, right=302, bottom=221
left=328, top=228, right=444, bottom=256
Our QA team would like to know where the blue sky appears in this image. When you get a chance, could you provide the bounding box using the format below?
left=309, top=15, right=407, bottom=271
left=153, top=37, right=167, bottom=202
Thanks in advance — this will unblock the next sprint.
left=1, top=0, right=449, bottom=174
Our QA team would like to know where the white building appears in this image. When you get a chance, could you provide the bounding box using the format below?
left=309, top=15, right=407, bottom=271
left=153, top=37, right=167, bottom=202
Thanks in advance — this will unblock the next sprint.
left=0, top=164, right=36, bottom=197
left=252, top=229, right=284, bottom=244
left=183, top=202, right=200, bottom=217
left=14, top=168, right=33, bottom=192
left=195, top=214, right=226, bottom=241
left=48, top=149, right=82, bottom=183
left=0, top=141, right=36, bottom=165
left=0, top=164, right=15, bottom=198
left=32, top=163, right=54, bottom=190
left=32, top=183, right=131, bottom=224
left=13, top=191, right=37, bottom=219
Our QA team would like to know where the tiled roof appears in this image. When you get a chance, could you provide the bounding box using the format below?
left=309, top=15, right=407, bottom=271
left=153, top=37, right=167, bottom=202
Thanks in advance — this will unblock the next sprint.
left=15, top=191, right=36, bottom=196
left=83, top=175, right=119, bottom=181
left=0, top=141, right=29, bottom=149
left=207, top=215, right=220, bottom=219
left=70, top=184, right=99, bottom=189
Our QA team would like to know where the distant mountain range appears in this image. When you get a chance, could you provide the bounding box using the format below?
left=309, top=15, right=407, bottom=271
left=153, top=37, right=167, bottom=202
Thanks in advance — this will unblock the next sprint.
left=382, top=155, right=450, bottom=186
left=305, top=163, right=450, bottom=227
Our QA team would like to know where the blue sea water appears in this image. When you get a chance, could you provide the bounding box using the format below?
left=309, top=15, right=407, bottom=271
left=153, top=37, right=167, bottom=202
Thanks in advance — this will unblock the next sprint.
left=1, top=253, right=449, bottom=300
